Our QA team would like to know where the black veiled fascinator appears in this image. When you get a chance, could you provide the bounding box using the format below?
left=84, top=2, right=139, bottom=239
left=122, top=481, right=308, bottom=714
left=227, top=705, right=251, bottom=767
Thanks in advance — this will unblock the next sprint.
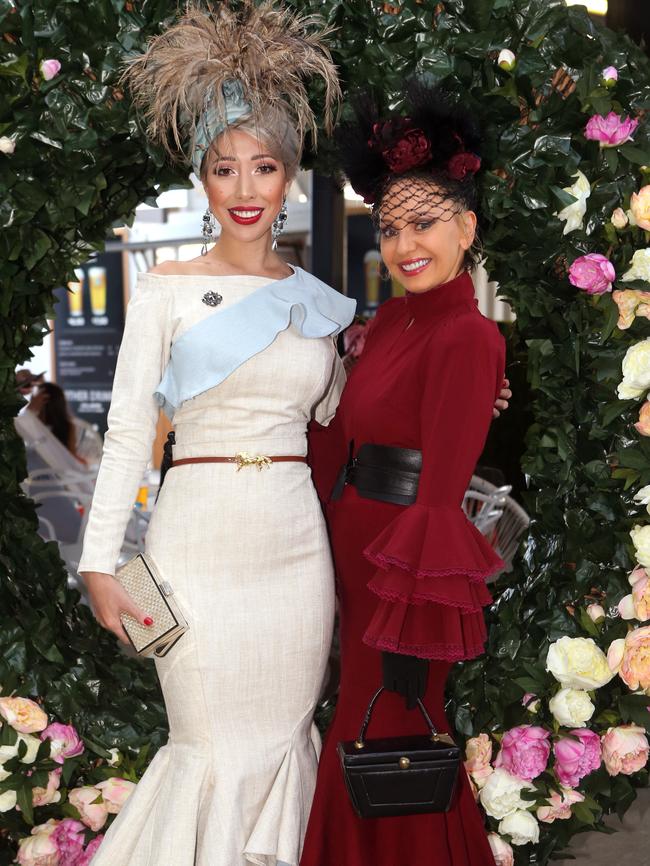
left=336, top=81, right=483, bottom=206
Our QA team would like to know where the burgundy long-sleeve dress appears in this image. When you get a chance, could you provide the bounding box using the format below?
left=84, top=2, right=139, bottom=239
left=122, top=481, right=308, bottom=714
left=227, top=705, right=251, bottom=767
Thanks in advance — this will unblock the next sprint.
left=302, top=271, right=505, bottom=866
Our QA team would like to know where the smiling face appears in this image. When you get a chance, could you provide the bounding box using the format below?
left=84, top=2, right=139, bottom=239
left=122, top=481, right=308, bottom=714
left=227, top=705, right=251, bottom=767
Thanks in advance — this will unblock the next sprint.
left=203, top=127, right=290, bottom=245
left=378, top=176, right=477, bottom=293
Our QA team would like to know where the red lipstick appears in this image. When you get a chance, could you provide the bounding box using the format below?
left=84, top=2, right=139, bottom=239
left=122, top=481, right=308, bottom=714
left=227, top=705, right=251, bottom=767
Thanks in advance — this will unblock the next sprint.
left=228, top=207, right=264, bottom=225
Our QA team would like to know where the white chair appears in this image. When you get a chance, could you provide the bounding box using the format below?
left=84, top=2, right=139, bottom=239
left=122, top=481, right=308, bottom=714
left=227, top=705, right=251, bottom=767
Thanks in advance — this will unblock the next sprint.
left=463, top=475, right=530, bottom=582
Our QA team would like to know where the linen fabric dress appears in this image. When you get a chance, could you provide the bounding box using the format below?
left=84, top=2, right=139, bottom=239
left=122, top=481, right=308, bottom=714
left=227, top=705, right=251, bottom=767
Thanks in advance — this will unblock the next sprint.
left=302, top=272, right=505, bottom=866
left=78, top=268, right=355, bottom=866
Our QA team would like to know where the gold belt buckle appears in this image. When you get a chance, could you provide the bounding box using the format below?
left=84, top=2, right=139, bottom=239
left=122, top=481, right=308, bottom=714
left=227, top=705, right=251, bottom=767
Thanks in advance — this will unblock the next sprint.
left=234, top=452, right=272, bottom=471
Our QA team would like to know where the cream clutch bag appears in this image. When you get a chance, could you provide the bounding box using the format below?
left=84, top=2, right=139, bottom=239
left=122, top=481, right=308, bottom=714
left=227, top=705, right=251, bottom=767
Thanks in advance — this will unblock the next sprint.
left=115, top=554, right=188, bottom=658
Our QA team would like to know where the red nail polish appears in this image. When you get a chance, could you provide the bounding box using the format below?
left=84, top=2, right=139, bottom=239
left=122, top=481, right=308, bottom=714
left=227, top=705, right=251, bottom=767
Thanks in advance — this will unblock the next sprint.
left=144, top=617, right=154, bottom=627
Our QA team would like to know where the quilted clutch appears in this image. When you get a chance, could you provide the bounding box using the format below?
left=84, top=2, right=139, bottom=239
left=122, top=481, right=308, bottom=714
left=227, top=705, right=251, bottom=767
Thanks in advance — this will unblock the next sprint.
left=115, top=554, right=188, bottom=658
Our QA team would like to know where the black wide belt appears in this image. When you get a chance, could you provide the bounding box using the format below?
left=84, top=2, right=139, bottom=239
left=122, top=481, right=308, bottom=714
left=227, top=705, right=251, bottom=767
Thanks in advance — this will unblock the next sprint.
left=331, top=443, right=422, bottom=507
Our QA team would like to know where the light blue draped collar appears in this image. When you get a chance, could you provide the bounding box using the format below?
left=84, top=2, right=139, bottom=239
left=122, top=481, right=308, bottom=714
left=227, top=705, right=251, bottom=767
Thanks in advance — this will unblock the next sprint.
left=154, top=266, right=356, bottom=418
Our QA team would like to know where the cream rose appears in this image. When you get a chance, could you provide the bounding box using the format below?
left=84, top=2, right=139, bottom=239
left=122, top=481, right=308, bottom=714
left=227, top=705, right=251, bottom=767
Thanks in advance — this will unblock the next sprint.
left=32, top=769, right=62, bottom=807
left=0, top=136, right=15, bottom=155
left=69, top=785, right=109, bottom=831
left=498, top=49, right=516, bottom=71
left=611, top=207, right=629, bottom=229
left=107, top=748, right=121, bottom=767
left=498, top=809, right=540, bottom=845
left=630, top=186, right=650, bottom=231
left=622, top=248, right=650, bottom=283
left=618, top=340, right=650, bottom=400
left=631, top=524, right=650, bottom=568
left=464, top=733, right=493, bottom=788
left=0, top=789, right=17, bottom=812
left=546, top=636, right=614, bottom=690
left=479, top=768, right=535, bottom=819
left=536, top=787, right=584, bottom=823
left=487, top=832, right=514, bottom=866
left=548, top=688, right=595, bottom=727
left=601, top=724, right=649, bottom=775
left=556, top=171, right=590, bottom=235
left=0, top=697, right=48, bottom=734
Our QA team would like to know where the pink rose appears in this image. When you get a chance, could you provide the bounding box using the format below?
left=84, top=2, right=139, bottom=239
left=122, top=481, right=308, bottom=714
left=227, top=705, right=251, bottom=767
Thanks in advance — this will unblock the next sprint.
left=16, top=821, right=59, bottom=866
left=631, top=568, right=650, bottom=621
left=601, top=725, right=649, bottom=775
left=343, top=321, right=369, bottom=360
left=569, top=253, right=615, bottom=295
left=32, top=769, right=62, bottom=807
left=96, top=777, right=136, bottom=814
left=585, top=112, right=639, bottom=148
left=494, top=725, right=551, bottom=781
left=51, top=818, right=85, bottom=864
left=464, top=733, right=494, bottom=788
left=487, top=832, right=514, bottom=866
left=40, top=723, right=84, bottom=764
left=553, top=729, right=601, bottom=787
left=608, top=626, right=650, bottom=691
left=635, top=401, right=650, bottom=437
left=78, top=836, right=103, bottom=866
left=68, top=786, right=108, bottom=832
left=537, top=787, right=584, bottom=823
left=602, top=66, right=618, bottom=87
left=0, top=696, right=48, bottom=734
left=40, top=59, right=61, bottom=81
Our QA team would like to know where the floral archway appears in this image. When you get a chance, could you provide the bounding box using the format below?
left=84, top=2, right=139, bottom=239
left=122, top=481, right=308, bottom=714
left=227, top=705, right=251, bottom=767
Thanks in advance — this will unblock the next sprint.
left=1, top=0, right=650, bottom=863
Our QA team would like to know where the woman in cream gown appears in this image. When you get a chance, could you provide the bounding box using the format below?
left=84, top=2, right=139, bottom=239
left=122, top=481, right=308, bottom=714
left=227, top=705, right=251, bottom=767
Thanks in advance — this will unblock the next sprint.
left=77, top=6, right=352, bottom=863
left=79, top=265, right=353, bottom=866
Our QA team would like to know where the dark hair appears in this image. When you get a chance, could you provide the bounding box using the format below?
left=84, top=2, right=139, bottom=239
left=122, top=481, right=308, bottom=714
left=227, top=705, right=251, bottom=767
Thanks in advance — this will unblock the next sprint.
left=37, top=383, right=76, bottom=454
left=336, top=81, right=484, bottom=268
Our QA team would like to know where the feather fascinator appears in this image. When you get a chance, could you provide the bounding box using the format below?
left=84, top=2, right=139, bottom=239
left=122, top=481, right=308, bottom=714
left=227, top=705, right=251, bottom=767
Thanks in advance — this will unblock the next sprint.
left=124, top=1, right=341, bottom=173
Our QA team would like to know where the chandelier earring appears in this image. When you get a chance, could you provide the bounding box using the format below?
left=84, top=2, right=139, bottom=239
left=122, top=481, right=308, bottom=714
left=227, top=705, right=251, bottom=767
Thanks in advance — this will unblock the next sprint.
left=271, top=198, right=288, bottom=251
left=200, top=207, right=216, bottom=256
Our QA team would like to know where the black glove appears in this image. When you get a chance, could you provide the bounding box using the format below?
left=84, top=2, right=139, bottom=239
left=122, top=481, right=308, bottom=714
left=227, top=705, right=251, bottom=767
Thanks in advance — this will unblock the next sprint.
left=382, top=651, right=429, bottom=710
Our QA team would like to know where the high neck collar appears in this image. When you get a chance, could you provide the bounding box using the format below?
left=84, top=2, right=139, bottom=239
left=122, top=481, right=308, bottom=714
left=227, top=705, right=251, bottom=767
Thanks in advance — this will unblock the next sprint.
left=404, top=270, right=476, bottom=320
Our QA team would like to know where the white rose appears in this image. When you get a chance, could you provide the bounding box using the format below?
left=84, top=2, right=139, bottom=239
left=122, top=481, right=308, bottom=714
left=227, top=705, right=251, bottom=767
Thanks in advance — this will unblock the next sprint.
left=0, top=136, right=15, bottom=155
left=18, top=734, right=40, bottom=764
left=618, top=338, right=650, bottom=400
left=0, top=789, right=17, bottom=812
left=546, top=636, right=614, bottom=689
left=633, top=485, right=650, bottom=514
left=611, top=207, right=629, bottom=229
left=479, top=768, right=535, bottom=819
left=548, top=688, right=595, bottom=727
left=498, top=49, right=516, bottom=71
left=631, top=524, right=650, bottom=568
left=556, top=171, right=590, bottom=235
left=0, top=765, right=10, bottom=782
left=0, top=742, right=18, bottom=763
left=622, top=248, right=650, bottom=283
left=498, top=809, right=540, bottom=845
left=107, top=748, right=121, bottom=767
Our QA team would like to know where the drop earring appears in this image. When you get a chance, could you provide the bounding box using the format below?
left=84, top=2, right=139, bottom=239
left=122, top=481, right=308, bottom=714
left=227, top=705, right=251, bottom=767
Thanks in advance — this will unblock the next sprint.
left=271, top=198, right=288, bottom=251
left=201, top=207, right=215, bottom=256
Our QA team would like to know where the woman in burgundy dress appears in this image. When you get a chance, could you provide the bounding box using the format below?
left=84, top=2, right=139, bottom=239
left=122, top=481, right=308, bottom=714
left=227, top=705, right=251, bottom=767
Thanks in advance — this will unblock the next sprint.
left=302, top=87, right=505, bottom=866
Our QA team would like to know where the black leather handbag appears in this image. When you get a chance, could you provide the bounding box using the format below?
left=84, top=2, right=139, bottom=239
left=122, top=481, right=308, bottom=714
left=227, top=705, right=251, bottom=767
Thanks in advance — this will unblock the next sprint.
left=337, top=687, right=461, bottom=818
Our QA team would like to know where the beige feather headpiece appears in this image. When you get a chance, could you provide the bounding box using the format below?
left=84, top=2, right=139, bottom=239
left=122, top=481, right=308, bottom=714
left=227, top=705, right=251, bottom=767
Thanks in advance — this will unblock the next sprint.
left=124, top=1, right=341, bottom=174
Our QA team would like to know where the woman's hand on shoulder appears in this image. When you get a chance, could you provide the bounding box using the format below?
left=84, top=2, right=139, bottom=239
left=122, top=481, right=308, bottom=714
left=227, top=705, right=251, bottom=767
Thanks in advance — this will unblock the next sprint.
left=80, top=571, right=153, bottom=645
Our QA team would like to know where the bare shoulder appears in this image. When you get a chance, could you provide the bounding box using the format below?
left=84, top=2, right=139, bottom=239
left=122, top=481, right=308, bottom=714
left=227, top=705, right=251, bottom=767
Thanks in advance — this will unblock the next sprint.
left=148, top=259, right=205, bottom=276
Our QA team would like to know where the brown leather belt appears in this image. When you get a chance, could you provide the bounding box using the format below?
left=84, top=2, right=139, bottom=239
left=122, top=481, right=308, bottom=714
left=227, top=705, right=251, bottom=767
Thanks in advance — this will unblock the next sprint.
left=171, top=454, right=306, bottom=471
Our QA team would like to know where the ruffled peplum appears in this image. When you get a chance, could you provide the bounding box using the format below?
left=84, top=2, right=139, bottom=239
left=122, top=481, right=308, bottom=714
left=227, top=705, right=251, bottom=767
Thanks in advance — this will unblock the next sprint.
left=362, top=504, right=503, bottom=661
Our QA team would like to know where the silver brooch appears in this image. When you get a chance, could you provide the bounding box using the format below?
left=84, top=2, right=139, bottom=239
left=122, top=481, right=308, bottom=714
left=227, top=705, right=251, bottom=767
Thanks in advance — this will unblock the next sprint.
left=202, top=291, right=222, bottom=307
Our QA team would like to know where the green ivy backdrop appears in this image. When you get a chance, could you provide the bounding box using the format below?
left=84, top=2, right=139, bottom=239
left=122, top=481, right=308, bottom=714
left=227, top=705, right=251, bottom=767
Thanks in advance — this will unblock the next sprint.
left=2, top=0, right=650, bottom=863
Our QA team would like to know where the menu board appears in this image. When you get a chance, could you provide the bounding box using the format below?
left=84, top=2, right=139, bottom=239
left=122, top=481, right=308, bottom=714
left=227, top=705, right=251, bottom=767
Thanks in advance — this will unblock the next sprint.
left=53, top=249, right=127, bottom=434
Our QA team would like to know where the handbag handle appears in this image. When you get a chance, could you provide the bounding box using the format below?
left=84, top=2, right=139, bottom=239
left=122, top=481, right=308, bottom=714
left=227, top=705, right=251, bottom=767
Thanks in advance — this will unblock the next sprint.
left=354, top=686, right=447, bottom=750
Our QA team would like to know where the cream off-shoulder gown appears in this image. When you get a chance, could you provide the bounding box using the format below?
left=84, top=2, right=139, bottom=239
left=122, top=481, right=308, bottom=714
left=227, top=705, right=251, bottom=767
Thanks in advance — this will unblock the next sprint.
left=78, top=267, right=356, bottom=866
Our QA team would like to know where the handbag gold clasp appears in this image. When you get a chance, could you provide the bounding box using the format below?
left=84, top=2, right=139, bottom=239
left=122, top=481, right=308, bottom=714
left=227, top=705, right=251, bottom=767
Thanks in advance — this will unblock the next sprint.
left=234, top=452, right=272, bottom=471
